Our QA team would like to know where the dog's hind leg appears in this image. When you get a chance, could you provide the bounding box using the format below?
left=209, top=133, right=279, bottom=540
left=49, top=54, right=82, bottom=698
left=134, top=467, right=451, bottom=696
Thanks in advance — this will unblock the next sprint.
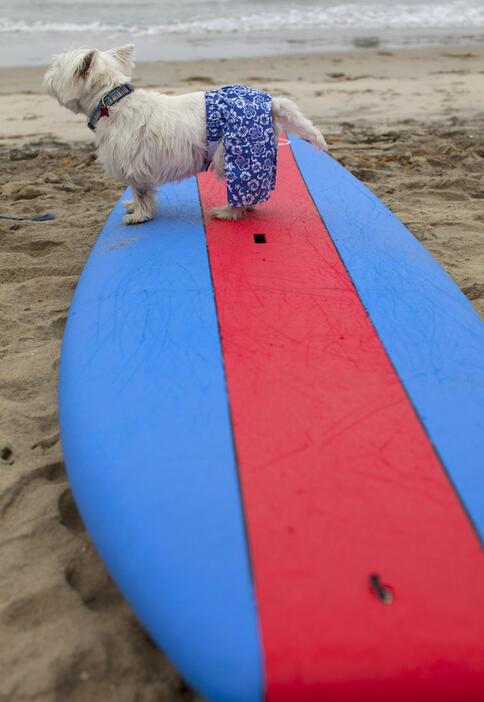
left=211, top=205, right=253, bottom=220
left=211, top=141, right=225, bottom=181
left=209, top=143, right=255, bottom=220
left=123, top=182, right=157, bottom=225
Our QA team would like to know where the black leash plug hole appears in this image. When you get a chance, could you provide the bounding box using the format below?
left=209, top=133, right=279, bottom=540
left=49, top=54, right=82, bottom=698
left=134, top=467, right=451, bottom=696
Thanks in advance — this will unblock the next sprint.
left=369, top=573, right=394, bottom=604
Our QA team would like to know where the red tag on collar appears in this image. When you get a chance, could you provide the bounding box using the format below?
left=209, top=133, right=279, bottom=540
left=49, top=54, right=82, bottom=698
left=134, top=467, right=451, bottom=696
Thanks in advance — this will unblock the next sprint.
left=100, top=105, right=109, bottom=118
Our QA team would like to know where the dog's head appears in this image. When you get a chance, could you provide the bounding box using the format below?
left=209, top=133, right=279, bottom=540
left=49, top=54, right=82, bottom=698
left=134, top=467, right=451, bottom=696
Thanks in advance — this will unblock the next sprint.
left=43, top=45, right=135, bottom=114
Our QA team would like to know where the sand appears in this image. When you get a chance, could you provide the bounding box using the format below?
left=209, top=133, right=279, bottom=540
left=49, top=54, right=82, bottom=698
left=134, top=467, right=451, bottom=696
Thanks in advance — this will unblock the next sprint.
left=0, top=46, right=483, bottom=701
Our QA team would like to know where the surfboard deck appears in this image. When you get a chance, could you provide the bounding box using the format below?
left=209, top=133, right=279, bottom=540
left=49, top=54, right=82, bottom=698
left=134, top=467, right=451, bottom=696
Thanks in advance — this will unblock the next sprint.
left=59, top=135, right=484, bottom=702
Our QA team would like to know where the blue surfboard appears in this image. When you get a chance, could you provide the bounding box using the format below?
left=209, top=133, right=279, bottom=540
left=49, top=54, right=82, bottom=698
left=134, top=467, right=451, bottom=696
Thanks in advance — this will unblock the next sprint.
left=59, top=135, right=484, bottom=702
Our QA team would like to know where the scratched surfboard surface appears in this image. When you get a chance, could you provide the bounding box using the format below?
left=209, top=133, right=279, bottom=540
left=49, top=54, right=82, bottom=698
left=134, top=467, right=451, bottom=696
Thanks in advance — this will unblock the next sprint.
left=59, top=135, right=484, bottom=702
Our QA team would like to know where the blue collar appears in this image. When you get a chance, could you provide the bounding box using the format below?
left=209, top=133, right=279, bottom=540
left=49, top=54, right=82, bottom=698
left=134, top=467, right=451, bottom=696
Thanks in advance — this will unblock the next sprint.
left=87, top=83, right=134, bottom=132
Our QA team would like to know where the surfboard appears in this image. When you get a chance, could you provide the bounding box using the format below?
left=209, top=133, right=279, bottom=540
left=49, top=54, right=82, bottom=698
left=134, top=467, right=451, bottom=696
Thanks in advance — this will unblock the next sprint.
left=59, top=134, right=484, bottom=702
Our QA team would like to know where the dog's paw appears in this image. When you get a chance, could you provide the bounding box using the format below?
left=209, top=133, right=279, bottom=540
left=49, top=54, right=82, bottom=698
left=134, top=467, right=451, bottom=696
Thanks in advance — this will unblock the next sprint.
left=211, top=205, right=252, bottom=221
left=123, top=212, right=152, bottom=225
left=123, top=199, right=134, bottom=213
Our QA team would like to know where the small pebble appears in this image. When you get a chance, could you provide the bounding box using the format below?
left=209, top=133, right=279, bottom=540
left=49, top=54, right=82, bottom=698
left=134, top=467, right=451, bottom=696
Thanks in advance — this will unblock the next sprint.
left=44, top=173, right=61, bottom=184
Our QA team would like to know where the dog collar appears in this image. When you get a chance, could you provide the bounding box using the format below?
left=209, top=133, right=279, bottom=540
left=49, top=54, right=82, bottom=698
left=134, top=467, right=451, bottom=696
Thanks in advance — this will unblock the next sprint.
left=87, top=83, right=134, bottom=131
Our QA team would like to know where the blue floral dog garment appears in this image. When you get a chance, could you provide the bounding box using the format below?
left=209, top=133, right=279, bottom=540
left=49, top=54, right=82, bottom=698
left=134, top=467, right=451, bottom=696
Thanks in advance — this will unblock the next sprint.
left=205, top=85, right=277, bottom=207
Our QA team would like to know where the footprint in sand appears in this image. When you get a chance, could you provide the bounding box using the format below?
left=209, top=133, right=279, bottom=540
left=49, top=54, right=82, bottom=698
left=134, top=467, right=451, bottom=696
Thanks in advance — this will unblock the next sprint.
left=57, top=487, right=85, bottom=533
left=64, top=546, right=122, bottom=611
left=50, top=315, right=67, bottom=339
left=3, top=240, right=63, bottom=258
left=0, top=584, right=67, bottom=630
left=425, top=189, right=470, bottom=201
left=0, top=461, right=65, bottom=519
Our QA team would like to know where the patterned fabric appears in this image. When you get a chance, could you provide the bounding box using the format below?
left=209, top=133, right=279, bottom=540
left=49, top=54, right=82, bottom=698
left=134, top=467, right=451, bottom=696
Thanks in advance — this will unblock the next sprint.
left=87, top=83, right=134, bottom=131
left=205, top=85, right=277, bottom=207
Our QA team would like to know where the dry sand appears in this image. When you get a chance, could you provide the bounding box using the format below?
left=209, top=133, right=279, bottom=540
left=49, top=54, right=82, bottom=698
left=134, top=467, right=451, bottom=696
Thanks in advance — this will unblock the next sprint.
left=0, top=46, right=483, bottom=701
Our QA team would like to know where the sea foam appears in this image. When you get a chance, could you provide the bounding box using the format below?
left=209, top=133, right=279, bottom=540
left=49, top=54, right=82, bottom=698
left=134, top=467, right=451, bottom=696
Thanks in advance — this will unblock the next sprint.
left=1, top=2, right=484, bottom=36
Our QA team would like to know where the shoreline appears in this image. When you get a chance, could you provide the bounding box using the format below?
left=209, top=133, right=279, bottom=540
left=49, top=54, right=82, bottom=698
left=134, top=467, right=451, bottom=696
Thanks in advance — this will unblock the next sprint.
left=1, top=24, right=484, bottom=67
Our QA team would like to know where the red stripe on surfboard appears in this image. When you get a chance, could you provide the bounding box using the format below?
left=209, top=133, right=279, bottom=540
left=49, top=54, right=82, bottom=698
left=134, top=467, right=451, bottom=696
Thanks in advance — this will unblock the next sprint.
left=197, top=141, right=484, bottom=702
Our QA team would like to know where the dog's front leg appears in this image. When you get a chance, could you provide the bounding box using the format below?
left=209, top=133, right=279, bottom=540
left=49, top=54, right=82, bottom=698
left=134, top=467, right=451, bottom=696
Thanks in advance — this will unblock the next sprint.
left=123, top=182, right=157, bottom=225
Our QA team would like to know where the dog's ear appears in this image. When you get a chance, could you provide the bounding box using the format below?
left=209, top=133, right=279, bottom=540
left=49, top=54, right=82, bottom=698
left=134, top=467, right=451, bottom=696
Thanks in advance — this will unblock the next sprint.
left=107, top=44, right=135, bottom=72
left=76, top=50, right=97, bottom=79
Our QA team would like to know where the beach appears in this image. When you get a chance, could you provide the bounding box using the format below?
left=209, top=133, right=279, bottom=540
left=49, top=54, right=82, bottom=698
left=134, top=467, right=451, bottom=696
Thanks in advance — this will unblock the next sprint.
left=1, top=45, right=483, bottom=701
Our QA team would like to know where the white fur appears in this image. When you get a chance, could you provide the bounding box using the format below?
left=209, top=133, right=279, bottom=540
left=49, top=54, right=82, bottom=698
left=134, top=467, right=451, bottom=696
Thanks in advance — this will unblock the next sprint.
left=44, top=45, right=328, bottom=224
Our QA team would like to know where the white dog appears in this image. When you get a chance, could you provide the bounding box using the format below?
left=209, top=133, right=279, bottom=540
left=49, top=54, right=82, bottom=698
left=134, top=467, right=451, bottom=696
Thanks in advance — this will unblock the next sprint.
left=44, top=45, right=328, bottom=225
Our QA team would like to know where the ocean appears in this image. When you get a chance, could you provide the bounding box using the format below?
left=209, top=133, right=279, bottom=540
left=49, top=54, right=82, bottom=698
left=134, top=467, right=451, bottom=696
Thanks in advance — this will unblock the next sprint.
left=1, top=0, right=483, bottom=66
